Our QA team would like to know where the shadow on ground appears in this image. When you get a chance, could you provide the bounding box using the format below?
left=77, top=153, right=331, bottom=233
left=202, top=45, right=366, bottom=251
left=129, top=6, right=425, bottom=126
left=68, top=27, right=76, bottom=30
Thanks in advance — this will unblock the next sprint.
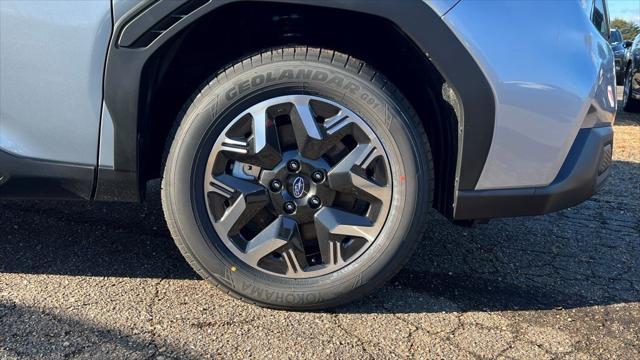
left=0, top=300, right=199, bottom=359
left=616, top=99, right=640, bottom=126
left=1, top=100, right=638, bottom=314
left=1, top=157, right=638, bottom=314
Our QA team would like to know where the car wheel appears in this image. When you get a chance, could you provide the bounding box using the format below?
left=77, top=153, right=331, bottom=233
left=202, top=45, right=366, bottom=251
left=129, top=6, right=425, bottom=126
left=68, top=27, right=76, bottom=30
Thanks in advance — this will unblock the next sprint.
left=623, top=67, right=640, bottom=113
left=161, top=47, right=433, bottom=309
left=617, top=70, right=624, bottom=86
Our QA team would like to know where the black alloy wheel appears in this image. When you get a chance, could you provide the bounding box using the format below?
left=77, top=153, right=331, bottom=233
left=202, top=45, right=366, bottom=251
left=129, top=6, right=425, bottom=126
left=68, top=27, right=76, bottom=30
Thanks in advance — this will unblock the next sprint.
left=204, top=95, right=392, bottom=278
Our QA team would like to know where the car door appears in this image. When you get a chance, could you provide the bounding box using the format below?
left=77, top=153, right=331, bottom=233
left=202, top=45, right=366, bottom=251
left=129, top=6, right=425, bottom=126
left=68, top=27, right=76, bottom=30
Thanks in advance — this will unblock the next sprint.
left=0, top=1, right=112, bottom=167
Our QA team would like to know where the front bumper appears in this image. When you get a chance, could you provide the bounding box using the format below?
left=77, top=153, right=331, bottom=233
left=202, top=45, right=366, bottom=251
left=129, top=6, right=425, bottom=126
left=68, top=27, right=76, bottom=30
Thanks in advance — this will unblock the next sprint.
left=454, top=126, right=613, bottom=220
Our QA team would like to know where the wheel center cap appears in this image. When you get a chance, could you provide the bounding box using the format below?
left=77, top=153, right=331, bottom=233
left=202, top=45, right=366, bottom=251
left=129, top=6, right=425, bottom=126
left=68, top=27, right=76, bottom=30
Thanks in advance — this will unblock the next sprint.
left=291, top=176, right=306, bottom=199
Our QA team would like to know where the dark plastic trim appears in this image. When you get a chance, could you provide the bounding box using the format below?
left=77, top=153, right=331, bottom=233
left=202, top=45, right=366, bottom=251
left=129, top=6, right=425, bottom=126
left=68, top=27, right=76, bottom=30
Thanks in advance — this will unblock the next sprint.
left=118, top=0, right=213, bottom=48
left=93, top=166, right=140, bottom=201
left=0, top=150, right=94, bottom=200
left=118, top=0, right=191, bottom=47
left=99, top=0, right=495, bottom=202
left=454, top=126, right=614, bottom=220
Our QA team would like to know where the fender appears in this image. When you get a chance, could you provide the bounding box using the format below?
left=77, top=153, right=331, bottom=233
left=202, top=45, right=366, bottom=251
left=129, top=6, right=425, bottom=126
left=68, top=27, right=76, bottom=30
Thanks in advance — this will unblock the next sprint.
left=97, top=0, right=495, bottom=204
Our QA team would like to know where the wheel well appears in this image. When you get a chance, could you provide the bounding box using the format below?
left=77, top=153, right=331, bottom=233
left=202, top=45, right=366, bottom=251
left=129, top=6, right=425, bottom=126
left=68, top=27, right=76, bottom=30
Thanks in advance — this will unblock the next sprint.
left=138, top=2, right=459, bottom=217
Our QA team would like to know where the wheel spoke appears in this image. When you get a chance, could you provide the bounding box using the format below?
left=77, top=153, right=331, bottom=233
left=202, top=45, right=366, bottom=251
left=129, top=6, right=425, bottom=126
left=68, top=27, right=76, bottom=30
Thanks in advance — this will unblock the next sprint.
left=244, top=216, right=306, bottom=272
left=323, top=111, right=350, bottom=135
left=314, top=207, right=377, bottom=265
left=244, top=217, right=287, bottom=266
left=290, top=100, right=358, bottom=159
left=249, top=108, right=282, bottom=168
left=327, top=143, right=390, bottom=202
left=220, top=108, right=282, bottom=169
left=206, top=94, right=393, bottom=278
left=209, top=174, right=269, bottom=236
left=289, top=98, right=326, bottom=158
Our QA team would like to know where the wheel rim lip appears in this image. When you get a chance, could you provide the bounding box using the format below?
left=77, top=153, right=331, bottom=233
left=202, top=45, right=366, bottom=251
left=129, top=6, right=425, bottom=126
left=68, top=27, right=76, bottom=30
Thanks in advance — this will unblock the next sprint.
left=203, top=94, right=394, bottom=279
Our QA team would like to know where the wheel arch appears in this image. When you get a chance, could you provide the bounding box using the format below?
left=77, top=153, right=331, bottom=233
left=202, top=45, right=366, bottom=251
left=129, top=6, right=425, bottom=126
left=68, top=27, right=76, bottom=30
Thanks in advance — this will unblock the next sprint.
left=98, top=0, right=495, bottom=219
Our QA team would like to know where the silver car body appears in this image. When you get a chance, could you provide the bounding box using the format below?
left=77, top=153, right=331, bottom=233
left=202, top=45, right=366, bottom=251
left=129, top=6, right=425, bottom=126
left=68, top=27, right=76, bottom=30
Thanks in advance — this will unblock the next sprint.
left=0, top=1, right=111, bottom=165
left=443, top=0, right=616, bottom=189
left=0, top=0, right=616, bottom=208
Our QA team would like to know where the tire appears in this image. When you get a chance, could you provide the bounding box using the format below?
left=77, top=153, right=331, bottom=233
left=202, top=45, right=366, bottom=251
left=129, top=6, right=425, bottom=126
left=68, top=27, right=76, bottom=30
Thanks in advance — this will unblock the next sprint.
left=616, top=71, right=624, bottom=86
left=623, top=67, right=640, bottom=113
left=161, top=46, right=433, bottom=310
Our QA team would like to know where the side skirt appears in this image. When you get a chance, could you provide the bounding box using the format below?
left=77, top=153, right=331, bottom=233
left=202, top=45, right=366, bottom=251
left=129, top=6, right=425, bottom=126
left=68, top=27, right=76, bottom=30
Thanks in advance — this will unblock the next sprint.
left=0, top=149, right=94, bottom=200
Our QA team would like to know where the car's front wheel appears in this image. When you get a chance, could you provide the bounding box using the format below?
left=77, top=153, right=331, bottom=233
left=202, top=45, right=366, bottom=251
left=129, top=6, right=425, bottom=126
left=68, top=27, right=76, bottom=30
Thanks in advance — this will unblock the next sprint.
left=161, top=47, right=433, bottom=309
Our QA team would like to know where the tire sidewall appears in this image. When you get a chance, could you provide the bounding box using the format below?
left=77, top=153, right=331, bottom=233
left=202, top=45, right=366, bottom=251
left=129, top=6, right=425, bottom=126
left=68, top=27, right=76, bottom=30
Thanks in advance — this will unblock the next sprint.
left=164, top=59, right=430, bottom=308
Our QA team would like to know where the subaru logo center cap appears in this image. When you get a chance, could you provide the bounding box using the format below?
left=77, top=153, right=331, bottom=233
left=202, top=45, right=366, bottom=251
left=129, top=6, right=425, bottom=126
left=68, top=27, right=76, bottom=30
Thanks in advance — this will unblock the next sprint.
left=292, top=176, right=305, bottom=199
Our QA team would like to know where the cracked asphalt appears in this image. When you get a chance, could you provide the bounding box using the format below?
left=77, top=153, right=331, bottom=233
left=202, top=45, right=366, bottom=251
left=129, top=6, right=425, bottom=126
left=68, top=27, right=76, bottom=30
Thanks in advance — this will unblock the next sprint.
left=1, top=91, right=639, bottom=359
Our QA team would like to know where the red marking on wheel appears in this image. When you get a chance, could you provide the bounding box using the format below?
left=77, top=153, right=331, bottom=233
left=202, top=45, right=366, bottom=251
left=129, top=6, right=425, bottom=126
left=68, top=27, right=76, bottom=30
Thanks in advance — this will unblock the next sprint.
left=399, top=176, right=406, bottom=182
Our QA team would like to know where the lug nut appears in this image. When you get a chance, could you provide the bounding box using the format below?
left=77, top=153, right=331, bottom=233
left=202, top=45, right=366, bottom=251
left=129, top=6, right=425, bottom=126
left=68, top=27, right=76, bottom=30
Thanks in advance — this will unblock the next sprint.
left=269, top=179, right=282, bottom=192
left=287, top=159, right=301, bottom=172
left=311, top=170, right=325, bottom=183
left=283, top=201, right=297, bottom=214
left=308, top=195, right=322, bottom=209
